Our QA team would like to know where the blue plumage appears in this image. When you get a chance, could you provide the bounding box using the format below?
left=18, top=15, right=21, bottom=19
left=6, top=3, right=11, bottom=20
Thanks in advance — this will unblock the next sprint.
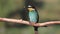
left=29, top=10, right=38, bottom=23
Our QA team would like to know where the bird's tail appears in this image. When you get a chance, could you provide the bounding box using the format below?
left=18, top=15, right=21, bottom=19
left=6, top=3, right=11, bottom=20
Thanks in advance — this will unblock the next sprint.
left=34, top=26, right=38, bottom=34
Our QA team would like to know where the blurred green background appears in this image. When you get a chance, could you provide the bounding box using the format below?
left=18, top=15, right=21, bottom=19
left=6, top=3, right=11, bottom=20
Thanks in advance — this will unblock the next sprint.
left=0, top=0, right=60, bottom=34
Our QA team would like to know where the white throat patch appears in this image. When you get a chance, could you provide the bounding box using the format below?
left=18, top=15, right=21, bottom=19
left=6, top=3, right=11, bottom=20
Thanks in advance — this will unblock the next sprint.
left=28, top=5, right=32, bottom=7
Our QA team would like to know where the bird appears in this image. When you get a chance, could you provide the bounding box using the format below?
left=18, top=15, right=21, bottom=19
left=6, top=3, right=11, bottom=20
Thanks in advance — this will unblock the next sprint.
left=25, top=5, right=39, bottom=34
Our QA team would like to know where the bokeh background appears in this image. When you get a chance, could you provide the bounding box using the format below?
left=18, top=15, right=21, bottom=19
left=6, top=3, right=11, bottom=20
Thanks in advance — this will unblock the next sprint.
left=0, top=0, right=60, bottom=34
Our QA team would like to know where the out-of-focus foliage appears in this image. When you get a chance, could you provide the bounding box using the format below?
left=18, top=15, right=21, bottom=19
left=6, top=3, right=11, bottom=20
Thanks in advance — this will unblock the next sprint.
left=0, top=0, right=60, bottom=34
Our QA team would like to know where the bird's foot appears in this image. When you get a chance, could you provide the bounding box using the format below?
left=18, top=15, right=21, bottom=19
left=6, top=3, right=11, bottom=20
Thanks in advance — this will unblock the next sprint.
left=29, top=22, right=36, bottom=26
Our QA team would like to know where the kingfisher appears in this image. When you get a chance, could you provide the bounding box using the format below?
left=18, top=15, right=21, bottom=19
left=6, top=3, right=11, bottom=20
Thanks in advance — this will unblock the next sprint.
left=26, top=5, right=39, bottom=34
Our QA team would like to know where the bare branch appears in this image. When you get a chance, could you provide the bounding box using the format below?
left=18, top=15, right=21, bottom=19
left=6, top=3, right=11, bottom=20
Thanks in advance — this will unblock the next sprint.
left=0, top=18, right=60, bottom=27
left=0, top=18, right=30, bottom=25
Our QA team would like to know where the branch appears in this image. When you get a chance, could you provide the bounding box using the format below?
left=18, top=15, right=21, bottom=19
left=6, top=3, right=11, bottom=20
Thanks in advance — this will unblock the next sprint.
left=0, top=17, right=60, bottom=27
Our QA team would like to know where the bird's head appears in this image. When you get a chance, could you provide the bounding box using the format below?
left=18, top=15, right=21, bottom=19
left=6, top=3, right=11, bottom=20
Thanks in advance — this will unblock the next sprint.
left=27, top=5, right=35, bottom=12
